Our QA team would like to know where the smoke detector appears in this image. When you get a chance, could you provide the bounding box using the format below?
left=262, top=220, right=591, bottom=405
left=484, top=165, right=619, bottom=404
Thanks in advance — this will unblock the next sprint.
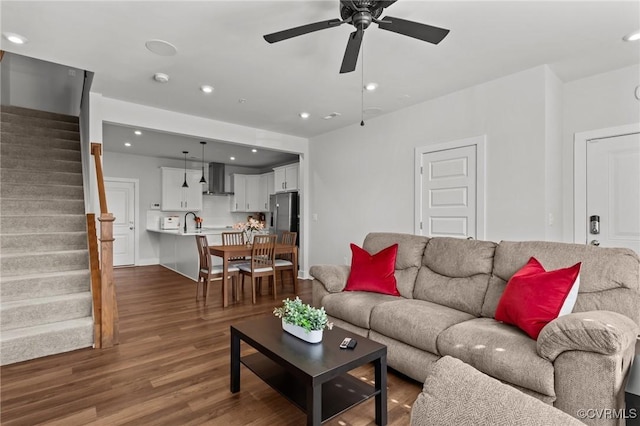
left=153, top=73, right=170, bottom=83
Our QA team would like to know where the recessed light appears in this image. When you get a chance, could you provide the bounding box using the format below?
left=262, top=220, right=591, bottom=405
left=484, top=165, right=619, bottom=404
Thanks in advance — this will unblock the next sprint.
left=323, top=112, right=341, bottom=120
left=230, top=156, right=236, bottom=161
left=3, top=32, right=28, bottom=45
left=251, top=149, right=257, bottom=153
left=134, top=130, right=142, bottom=136
left=364, top=82, right=378, bottom=91
left=153, top=73, right=170, bottom=83
left=124, top=142, right=132, bottom=147
left=623, top=30, right=640, bottom=42
left=145, top=39, right=177, bottom=56
left=200, top=85, right=214, bottom=94
left=239, top=98, right=247, bottom=104
left=299, top=112, right=310, bottom=119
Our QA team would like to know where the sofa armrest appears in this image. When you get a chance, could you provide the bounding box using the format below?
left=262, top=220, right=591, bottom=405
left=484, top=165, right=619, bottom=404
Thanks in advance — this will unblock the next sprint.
left=309, top=264, right=350, bottom=293
left=537, top=311, right=639, bottom=362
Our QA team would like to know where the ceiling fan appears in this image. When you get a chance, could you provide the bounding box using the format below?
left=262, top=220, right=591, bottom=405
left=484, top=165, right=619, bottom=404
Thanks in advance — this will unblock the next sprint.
left=263, top=0, right=450, bottom=74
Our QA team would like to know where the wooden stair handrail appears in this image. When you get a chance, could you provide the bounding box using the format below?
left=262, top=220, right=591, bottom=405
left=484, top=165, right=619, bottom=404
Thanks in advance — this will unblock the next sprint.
left=89, top=142, right=119, bottom=348
left=91, top=143, right=108, bottom=214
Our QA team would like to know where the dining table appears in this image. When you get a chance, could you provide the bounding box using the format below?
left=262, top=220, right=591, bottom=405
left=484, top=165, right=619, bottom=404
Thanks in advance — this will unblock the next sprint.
left=208, top=243, right=298, bottom=307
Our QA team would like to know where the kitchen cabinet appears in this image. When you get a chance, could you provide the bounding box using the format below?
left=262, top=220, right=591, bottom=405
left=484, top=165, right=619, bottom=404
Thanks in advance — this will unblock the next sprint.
left=259, top=172, right=274, bottom=211
left=274, top=163, right=298, bottom=192
left=231, top=174, right=262, bottom=212
left=161, top=167, right=203, bottom=211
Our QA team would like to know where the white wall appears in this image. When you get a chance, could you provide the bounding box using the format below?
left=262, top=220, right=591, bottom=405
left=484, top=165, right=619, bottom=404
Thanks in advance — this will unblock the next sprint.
left=544, top=67, right=564, bottom=241
left=309, top=66, right=557, bottom=265
left=561, top=64, right=640, bottom=242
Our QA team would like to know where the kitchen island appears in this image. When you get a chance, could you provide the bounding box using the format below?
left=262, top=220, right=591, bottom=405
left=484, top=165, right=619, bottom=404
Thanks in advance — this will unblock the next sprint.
left=148, top=227, right=231, bottom=281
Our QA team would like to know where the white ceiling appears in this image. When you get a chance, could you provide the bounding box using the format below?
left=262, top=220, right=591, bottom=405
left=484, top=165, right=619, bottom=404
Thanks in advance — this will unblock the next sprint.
left=2, top=0, right=639, bottom=143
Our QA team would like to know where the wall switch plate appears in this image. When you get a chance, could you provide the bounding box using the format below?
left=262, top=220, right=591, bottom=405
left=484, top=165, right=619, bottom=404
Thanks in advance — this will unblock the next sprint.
left=150, top=203, right=161, bottom=210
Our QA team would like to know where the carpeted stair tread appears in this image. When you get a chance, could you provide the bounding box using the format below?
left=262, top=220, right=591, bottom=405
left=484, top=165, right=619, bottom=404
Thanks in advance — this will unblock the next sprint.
left=0, top=169, right=83, bottom=186
left=1, top=106, right=78, bottom=123
left=1, top=231, right=88, bottom=253
left=1, top=250, right=89, bottom=277
left=1, top=143, right=81, bottom=162
left=1, top=292, right=92, bottom=331
left=1, top=215, right=87, bottom=233
left=1, top=183, right=84, bottom=200
left=1, top=122, right=80, bottom=141
left=1, top=270, right=91, bottom=301
left=0, top=157, right=83, bottom=173
left=0, top=317, right=94, bottom=365
left=1, top=199, right=85, bottom=215
left=0, top=132, right=81, bottom=151
left=0, top=111, right=79, bottom=132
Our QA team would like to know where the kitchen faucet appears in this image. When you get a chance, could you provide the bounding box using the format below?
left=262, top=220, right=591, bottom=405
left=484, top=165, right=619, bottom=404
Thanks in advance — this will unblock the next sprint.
left=184, top=211, right=197, bottom=233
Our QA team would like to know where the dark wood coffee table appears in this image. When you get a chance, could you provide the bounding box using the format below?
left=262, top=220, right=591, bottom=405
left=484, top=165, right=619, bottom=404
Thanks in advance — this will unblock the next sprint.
left=230, top=316, right=387, bottom=425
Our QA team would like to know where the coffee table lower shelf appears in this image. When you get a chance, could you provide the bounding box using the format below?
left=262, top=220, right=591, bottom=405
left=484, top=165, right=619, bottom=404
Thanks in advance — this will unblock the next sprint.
left=241, top=352, right=378, bottom=423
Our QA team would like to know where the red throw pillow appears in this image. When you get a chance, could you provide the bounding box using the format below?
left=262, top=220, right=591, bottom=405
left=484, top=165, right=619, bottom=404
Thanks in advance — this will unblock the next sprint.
left=495, top=257, right=581, bottom=340
left=344, top=243, right=400, bottom=296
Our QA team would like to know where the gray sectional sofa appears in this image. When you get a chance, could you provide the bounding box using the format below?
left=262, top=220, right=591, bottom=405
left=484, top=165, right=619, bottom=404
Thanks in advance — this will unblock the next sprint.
left=310, top=233, right=640, bottom=425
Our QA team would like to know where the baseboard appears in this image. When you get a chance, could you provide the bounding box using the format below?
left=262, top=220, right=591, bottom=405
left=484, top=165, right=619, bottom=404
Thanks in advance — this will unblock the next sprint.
left=137, top=258, right=159, bottom=266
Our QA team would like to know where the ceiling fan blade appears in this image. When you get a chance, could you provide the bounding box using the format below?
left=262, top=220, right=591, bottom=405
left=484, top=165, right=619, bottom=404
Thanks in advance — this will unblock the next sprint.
left=339, top=29, right=364, bottom=74
left=377, top=16, right=449, bottom=44
left=264, top=19, right=343, bottom=43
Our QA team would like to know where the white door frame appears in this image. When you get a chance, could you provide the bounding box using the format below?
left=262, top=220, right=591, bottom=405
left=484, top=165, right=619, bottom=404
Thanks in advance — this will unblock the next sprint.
left=415, top=135, right=487, bottom=240
left=573, top=123, right=640, bottom=244
left=105, top=176, right=140, bottom=266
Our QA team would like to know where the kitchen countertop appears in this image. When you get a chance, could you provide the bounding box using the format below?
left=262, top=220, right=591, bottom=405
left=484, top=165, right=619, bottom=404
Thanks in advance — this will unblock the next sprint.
left=147, top=226, right=233, bottom=236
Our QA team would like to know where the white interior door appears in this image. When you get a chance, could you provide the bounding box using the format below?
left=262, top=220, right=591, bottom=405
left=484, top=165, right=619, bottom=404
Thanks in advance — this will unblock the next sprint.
left=420, top=144, right=477, bottom=238
left=586, top=133, right=640, bottom=252
left=106, top=179, right=136, bottom=266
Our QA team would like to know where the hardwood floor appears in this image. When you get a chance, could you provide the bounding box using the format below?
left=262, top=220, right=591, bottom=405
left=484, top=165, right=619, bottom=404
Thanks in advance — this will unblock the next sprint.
left=1, top=265, right=421, bottom=425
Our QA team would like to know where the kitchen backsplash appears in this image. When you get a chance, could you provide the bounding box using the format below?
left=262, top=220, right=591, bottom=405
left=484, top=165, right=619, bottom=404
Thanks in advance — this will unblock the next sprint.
left=146, top=195, right=270, bottom=230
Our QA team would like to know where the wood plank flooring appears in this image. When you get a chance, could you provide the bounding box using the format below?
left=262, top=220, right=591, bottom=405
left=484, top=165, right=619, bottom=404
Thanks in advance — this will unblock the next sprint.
left=1, top=265, right=421, bottom=425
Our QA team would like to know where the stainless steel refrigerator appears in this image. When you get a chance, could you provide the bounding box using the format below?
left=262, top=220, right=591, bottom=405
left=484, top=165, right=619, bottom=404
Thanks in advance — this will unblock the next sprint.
left=269, top=192, right=299, bottom=244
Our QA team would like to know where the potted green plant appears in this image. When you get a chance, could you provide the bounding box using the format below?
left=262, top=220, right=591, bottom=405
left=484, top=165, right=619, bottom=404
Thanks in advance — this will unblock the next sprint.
left=273, top=297, right=333, bottom=343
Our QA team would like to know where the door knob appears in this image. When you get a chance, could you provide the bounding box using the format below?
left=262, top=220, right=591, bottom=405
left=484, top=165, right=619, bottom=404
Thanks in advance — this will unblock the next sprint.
left=590, top=240, right=600, bottom=246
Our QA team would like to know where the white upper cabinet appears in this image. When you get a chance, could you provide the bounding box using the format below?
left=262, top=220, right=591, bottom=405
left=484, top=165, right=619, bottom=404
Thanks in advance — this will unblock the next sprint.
left=232, top=174, right=264, bottom=212
left=161, top=167, right=203, bottom=211
left=259, top=172, right=274, bottom=211
left=273, top=163, right=299, bottom=192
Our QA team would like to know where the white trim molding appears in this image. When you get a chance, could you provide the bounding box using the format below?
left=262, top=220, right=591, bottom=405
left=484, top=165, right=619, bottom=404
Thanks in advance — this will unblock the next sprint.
left=573, top=123, right=640, bottom=244
left=415, top=135, right=487, bottom=240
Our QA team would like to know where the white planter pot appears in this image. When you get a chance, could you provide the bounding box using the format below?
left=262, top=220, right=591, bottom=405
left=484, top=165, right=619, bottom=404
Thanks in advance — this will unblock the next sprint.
left=282, top=319, right=323, bottom=343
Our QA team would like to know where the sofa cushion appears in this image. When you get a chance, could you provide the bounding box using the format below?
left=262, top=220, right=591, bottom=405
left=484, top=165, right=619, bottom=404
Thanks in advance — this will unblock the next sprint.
left=345, top=243, right=400, bottom=296
left=413, top=237, right=496, bottom=316
left=410, top=356, right=584, bottom=426
left=437, top=317, right=555, bottom=397
left=322, top=291, right=401, bottom=329
left=481, top=241, right=640, bottom=326
left=363, top=233, right=429, bottom=299
left=370, top=299, right=474, bottom=354
left=495, top=257, right=581, bottom=339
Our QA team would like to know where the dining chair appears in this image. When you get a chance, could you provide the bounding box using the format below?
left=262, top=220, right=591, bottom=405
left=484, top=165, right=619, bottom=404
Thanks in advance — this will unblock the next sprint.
left=195, top=235, right=240, bottom=306
left=275, top=231, right=297, bottom=294
left=222, top=231, right=248, bottom=300
left=237, top=234, right=277, bottom=304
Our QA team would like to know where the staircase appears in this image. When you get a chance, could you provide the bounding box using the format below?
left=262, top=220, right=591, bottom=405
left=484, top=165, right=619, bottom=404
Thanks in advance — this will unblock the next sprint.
left=0, top=106, right=94, bottom=365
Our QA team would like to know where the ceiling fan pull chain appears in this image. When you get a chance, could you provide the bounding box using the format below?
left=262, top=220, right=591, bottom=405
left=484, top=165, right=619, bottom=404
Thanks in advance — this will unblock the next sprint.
left=360, top=21, right=365, bottom=127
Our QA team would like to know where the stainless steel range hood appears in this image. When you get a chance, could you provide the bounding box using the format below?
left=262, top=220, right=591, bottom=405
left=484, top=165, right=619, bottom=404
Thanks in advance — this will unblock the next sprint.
left=203, top=162, right=234, bottom=195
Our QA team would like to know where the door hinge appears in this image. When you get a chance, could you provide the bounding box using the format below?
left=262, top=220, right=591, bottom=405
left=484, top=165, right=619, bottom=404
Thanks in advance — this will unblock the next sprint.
left=420, top=166, right=423, bottom=175
left=420, top=221, right=423, bottom=230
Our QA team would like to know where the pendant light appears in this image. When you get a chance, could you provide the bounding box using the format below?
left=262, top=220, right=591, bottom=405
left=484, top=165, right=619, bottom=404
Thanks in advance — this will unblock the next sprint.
left=199, top=141, right=207, bottom=184
left=182, top=151, right=189, bottom=188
